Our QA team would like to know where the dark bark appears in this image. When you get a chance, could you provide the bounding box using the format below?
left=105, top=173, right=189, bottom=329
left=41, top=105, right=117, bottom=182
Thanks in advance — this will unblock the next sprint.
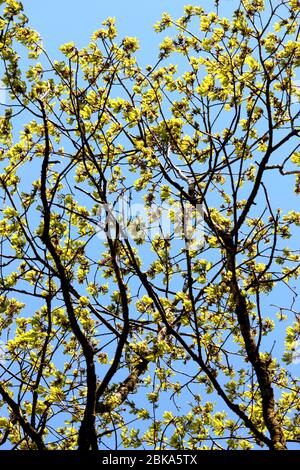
left=224, top=235, right=286, bottom=450
left=38, top=99, right=98, bottom=450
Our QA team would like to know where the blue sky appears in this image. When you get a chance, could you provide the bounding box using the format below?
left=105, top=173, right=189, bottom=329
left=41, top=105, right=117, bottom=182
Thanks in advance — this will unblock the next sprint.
left=22, top=0, right=190, bottom=62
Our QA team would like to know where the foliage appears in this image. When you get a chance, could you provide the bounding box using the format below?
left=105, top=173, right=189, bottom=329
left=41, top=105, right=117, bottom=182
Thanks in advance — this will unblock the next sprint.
left=0, top=0, right=300, bottom=450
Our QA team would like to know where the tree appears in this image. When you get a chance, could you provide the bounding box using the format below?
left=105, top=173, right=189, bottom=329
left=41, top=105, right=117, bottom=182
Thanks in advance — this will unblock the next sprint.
left=0, top=0, right=300, bottom=451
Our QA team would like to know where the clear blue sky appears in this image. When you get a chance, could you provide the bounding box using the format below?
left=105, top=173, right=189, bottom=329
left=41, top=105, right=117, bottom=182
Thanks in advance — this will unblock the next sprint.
left=22, top=0, right=195, bottom=63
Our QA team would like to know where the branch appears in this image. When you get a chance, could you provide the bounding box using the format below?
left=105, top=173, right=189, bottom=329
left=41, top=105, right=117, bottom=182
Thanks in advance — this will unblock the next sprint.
left=224, top=235, right=286, bottom=450
left=38, top=99, right=98, bottom=450
left=0, top=384, right=46, bottom=450
left=96, top=357, right=148, bottom=413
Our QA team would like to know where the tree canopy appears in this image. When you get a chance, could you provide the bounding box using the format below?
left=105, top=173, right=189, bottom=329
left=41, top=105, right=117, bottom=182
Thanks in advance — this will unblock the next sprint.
left=0, top=0, right=300, bottom=450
